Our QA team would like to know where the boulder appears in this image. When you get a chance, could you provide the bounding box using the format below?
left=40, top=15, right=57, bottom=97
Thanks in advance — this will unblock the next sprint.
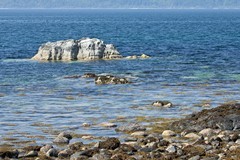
left=97, top=137, right=120, bottom=150
left=31, top=38, right=122, bottom=61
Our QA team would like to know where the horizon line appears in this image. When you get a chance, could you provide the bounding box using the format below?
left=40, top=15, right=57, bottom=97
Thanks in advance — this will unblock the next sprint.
left=1, top=7, right=240, bottom=10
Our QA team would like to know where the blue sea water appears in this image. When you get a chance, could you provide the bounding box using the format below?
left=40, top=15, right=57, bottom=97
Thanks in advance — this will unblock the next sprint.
left=0, top=9, right=240, bottom=147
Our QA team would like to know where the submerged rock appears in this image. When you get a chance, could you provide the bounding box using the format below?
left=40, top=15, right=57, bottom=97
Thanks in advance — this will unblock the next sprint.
left=152, top=101, right=173, bottom=108
left=116, top=123, right=146, bottom=133
left=31, top=38, right=122, bottom=61
left=82, top=73, right=96, bottom=78
left=125, top=54, right=150, bottom=59
left=171, top=103, right=240, bottom=131
left=95, top=75, right=129, bottom=85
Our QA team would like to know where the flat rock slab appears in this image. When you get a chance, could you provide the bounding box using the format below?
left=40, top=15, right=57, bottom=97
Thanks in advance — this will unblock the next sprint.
left=171, top=103, right=240, bottom=132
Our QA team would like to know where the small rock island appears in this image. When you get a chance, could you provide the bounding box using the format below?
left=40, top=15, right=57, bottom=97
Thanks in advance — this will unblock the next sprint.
left=31, top=38, right=122, bottom=61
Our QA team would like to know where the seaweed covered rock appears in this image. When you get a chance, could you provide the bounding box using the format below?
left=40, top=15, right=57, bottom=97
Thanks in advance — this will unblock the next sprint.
left=95, top=75, right=130, bottom=85
left=171, top=103, right=240, bottom=132
left=31, top=38, right=122, bottom=61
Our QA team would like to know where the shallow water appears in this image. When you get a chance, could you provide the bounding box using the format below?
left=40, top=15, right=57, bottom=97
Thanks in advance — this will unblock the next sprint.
left=0, top=9, right=240, bottom=147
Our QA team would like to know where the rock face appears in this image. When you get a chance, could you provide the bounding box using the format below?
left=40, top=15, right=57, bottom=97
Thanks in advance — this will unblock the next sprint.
left=171, top=103, right=240, bottom=131
left=31, top=38, right=122, bottom=61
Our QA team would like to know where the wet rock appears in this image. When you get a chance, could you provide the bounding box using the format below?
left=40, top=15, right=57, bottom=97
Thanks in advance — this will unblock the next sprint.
left=58, top=132, right=73, bottom=140
left=131, top=131, right=147, bottom=137
left=53, top=132, right=72, bottom=144
left=141, top=136, right=160, bottom=145
left=69, top=142, right=84, bottom=151
left=64, top=75, right=82, bottom=79
left=91, top=153, right=110, bottom=160
left=171, top=103, right=240, bottom=131
left=53, top=136, right=70, bottom=144
left=230, top=133, right=239, bottom=142
left=32, top=38, right=122, bottom=61
left=118, top=144, right=137, bottom=153
left=95, top=75, right=129, bottom=85
left=158, top=139, right=170, bottom=146
left=189, top=155, right=201, bottom=160
left=80, top=148, right=99, bottom=157
left=162, top=130, right=176, bottom=137
left=82, top=135, right=95, bottom=139
left=46, top=148, right=58, bottom=157
left=199, top=128, right=215, bottom=137
left=116, top=123, right=146, bottom=133
left=82, top=73, right=96, bottom=78
left=181, top=129, right=197, bottom=137
left=40, top=144, right=53, bottom=153
left=58, top=149, right=73, bottom=158
left=100, top=122, right=117, bottom=128
left=152, top=101, right=173, bottom=108
left=70, top=153, right=89, bottom=160
left=166, top=145, right=177, bottom=153
left=126, top=55, right=138, bottom=59
left=23, top=145, right=42, bottom=152
left=98, top=138, right=120, bottom=150
left=82, top=123, right=91, bottom=127
left=0, top=150, right=19, bottom=159
left=124, top=136, right=138, bottom=142
left=140, top=54, right=150, bottom=59
left=235, top=139, right=240, bottom=144
left=24, top=151, right=38, bottom=158
left=111, top=153, right=131, bottom=160
left=229, top=145, right=240, bottom=151
left=184, top=133, right=201, bottom=139
left=139, top=147, right=153, bottom=152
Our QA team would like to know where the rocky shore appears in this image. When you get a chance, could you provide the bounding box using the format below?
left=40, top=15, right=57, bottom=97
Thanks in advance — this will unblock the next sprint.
left=1, top=103, right=239, bottom=160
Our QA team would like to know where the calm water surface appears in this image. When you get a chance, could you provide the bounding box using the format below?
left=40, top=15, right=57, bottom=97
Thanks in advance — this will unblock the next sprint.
left=0, top=9, right=240, bottom=147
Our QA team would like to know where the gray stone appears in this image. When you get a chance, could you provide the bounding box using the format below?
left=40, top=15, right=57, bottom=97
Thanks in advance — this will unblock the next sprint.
left=46, top=148, right=58, bottom=157
left=162, top=130, right=176, bottom=137
left=91, top=153, right=110, bottom=160
left=166, top=145, right=177, bottom=153
left=131, top=131, right=147, bottom=137
left=235, top=139, right=240, bottom=144
left=184, top=133, right=201, bottom=139
left=99, top=122, right=117, bottom=128
left=188, top=155, right=201, bottom=160
left=152, top=101, right=173, bottom=108
left=199, top=128, right=215, bottom=137
left=98, top=137, right=120, bottom=150
left=69, top=142, right=84, bottom=151
left=58, top=132, right=73, bottom=140
left=24, top=151, right=38, bottom=157
left=53, top=136, right=70, bottom=144
left=32, top=38, right=122, bottom=61
left=116, top=123, right=146, bottom=133
left=40, top=145, right=53, bottom=153
left=58, top=149, right=73, bottom=158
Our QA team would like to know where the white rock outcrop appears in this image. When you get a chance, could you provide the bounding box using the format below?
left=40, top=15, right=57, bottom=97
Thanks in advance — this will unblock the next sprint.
left=31, top=38, right=122, bottom=61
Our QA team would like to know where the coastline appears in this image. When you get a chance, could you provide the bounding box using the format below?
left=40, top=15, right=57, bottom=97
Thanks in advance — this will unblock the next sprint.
left=1, top=103, right=239, bottom=159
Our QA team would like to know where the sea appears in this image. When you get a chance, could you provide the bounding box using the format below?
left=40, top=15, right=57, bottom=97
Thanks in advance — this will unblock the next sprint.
left=0, top=9, right=239, bottom=147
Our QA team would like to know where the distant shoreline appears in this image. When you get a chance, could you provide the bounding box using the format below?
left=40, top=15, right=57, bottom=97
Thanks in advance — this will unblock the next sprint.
left=0, top=8, right=240, bottom=10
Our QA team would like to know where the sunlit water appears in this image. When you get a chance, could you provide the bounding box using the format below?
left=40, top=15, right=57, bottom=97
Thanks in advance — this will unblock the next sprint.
left=0, top=9, right=240, bottom=147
